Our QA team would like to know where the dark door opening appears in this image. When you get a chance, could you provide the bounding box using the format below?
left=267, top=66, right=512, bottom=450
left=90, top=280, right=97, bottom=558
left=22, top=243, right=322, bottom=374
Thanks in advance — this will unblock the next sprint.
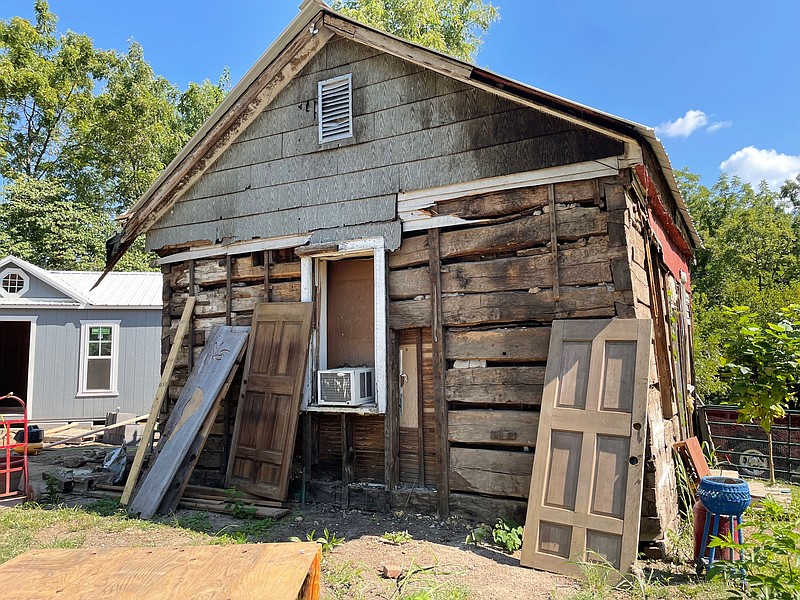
left=0, top=321, right=31, bottom=412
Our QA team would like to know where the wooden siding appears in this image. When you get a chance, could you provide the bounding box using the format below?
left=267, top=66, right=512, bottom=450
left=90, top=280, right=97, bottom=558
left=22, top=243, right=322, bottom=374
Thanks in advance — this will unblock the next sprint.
left=0, top=308, right=161, bottom=420
left=147, top=36, right=623, bottom=252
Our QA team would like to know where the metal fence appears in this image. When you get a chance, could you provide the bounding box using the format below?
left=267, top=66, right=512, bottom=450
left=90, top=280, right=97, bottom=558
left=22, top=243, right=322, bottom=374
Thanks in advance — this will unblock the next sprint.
left=698, top=405, right=800, bottom=482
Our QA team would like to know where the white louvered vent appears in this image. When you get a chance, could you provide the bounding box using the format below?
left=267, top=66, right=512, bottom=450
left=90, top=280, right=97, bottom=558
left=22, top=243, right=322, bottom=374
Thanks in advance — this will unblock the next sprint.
left=318, top=74, right=353, bottom=144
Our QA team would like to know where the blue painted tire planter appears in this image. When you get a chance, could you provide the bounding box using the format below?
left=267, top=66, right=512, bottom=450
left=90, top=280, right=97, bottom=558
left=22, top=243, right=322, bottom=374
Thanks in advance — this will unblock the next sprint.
left=697, top=476, right=751, bottom=516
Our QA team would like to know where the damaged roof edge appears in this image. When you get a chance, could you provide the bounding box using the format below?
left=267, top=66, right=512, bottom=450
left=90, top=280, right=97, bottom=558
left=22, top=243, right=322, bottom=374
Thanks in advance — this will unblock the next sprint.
left=105, top=0, right=699, bottom=278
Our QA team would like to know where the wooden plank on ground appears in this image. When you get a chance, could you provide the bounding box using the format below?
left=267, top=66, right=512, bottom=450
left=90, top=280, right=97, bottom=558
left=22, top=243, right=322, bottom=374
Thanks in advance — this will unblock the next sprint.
left=0, top=543, right=321, bottom=600
left=128, top=326, right=250, bottom=519
left=121, top=297, right=196, bottom=506
left=42, top=414, right=148, bottom=449
left=520, top=319, right=651, bottom=579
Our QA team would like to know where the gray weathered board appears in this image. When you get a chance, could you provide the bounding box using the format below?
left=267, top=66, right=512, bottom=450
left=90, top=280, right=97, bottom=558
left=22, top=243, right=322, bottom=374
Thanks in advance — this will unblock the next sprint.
left=520, top=319, right=651, bottom=579
left=128, top=326, right=250, bottom=519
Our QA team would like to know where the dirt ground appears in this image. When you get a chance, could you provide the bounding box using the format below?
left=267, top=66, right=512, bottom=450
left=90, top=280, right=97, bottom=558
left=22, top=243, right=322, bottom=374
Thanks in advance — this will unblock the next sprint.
left=19, top=442, right=704, bottom=599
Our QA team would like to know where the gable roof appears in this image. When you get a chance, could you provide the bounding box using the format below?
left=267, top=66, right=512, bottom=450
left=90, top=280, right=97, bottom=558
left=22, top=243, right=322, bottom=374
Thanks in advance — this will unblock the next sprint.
left=104, top=0, right=700, bottom=277
left=0, top=256, right=161, bottom=308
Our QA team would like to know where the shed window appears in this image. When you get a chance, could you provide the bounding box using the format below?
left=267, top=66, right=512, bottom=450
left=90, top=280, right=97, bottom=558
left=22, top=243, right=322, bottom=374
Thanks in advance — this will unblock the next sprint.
left=78, top=321, right=120, bottom=396
left=318, top=74, right=353, bottom=143
left=0, top=268, right=29, bottom=297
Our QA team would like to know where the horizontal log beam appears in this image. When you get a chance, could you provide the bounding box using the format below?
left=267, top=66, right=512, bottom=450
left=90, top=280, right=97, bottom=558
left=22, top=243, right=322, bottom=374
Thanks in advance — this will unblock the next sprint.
left=446, top=327, right=551, bottom=362
left=448, top=409, right=539, bottom=447
left=449, top=447, right=533, bottom=498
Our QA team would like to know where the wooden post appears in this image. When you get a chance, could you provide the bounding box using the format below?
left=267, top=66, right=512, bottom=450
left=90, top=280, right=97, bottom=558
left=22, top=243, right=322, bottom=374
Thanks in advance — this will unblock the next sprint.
left=264, top=250, right=272, bottom=300
left=385, top=329, right=400, bottom=491
left=415, top=328, right=425, bottom=485
left=428, top=228, right=449, bottom=519
left=341, top=414, right=354, bottom=509
left=222, top=255, right=233, bottom=479
left=302, top=413, right=319, bottom=479
left=121, top=297, right=196, bottom=505
left=547, top=184, right=560, bottom=301
left=188, top=259, right=196, bottom=371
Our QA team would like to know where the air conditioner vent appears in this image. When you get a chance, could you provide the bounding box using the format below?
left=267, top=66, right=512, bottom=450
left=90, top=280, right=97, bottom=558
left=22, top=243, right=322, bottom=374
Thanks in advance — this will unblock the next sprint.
left=318, top=368, right=374, bottom=407
left=318, top=74, right=353, bottom=144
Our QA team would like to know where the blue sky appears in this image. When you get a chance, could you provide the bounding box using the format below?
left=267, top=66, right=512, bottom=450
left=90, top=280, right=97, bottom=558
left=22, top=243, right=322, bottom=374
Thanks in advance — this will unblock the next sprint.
left=4, top=0, right=799, bottom=190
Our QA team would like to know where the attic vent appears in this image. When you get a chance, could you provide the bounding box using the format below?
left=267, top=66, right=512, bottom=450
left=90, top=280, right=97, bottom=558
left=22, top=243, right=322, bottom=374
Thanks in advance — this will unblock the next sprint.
left=318, top=74, right=353, bottom=143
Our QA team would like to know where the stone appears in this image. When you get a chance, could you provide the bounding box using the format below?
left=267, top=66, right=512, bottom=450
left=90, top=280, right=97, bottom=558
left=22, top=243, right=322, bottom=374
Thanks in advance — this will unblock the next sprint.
left=381, top=565, right=403, bottom=579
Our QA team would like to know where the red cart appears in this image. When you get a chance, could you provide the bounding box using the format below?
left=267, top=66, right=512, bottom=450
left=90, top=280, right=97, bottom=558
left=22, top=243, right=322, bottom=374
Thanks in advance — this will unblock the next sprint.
left=1, top=394, right=30, bottom=501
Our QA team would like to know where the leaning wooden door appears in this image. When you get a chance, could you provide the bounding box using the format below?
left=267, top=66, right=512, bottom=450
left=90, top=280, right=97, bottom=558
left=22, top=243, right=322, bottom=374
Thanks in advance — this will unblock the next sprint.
left=226, top=302, right=313, bottom=499
left=520, top=319, right=651, bottom=577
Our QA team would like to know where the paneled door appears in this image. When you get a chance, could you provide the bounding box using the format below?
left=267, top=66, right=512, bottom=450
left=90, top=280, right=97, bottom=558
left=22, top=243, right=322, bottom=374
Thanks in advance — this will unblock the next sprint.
left=226, top=303, right=313, bottom=500
left=520, top=319, right=651, bottom=577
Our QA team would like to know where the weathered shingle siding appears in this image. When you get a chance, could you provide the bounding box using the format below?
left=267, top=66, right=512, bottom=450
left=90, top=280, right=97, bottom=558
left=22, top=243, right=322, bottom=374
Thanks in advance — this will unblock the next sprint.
left=147, top=36, right=623, bottom=251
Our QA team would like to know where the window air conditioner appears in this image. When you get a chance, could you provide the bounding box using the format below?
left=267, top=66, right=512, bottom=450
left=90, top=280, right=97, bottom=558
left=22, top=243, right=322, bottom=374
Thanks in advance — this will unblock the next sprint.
left=317, top=368, right=375, bottom=406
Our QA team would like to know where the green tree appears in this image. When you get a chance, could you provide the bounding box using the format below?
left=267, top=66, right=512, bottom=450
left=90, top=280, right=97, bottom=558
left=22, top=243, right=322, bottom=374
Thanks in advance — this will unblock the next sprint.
left=720, top=305, right=800, bottom=484
left=331, top=0, right=499, bottom=62
left=0, top=2, right=228, bottom=271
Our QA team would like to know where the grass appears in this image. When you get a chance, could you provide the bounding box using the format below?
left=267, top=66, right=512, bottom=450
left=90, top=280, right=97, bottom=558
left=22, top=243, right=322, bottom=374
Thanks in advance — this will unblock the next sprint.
left=0, top=501, right=213, bottom=565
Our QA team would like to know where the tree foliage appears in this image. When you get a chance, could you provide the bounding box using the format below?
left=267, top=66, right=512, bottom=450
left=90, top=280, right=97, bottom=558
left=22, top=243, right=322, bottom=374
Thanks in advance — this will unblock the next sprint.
left=331, top=0, right=499, bottom=62
left=677, top=169, right=800, bottom=401
left=719, top=305, right=800, bottom=483
left=0, top=1, right=228, bottom=271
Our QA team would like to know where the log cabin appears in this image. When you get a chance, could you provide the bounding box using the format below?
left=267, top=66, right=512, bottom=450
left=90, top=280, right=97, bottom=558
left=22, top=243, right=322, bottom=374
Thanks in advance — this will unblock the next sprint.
left=105, top=0, right=700, bottom=556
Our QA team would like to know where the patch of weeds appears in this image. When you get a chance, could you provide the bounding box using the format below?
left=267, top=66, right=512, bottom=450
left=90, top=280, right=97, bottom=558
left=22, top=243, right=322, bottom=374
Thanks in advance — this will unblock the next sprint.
left=223, top=487, right=257, bottom=519
left=491, top=518, right=523, bottom=554
left=665, top=519, right=694, bottom=564
left=84, top=497, right=125, bottom=517
left=708, top=509, right=800, bottom=599
left=464, top=523, right=490, bottom=546
left=325, top=561, right=365, bottom=599
left=289, top=528, right=344, bottom=555
left=208, top=530, right=247, bottom=545
left=236, top=517, right=276, bottom=541
left=174, top=511, right=212, bottom=533
left=44, top=534, right=86, bottom=550
left=382, top=530, right=413, bottom=544
left=391, top=559, right=467, bottom=600
left=44, top=478, right=61, bottom=506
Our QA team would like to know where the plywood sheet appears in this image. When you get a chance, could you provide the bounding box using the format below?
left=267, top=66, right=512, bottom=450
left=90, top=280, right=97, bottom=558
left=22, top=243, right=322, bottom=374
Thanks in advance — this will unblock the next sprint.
left=0, top=543, right=321, bottom=600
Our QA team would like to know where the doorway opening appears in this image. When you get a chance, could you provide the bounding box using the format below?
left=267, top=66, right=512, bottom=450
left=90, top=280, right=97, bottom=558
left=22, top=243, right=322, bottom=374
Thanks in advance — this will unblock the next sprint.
left=0, top=320, right=32, bottom=414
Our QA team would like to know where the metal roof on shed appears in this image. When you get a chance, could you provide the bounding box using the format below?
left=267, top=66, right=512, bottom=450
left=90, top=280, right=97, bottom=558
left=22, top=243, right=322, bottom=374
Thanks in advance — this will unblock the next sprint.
left=52, top=271, right=162, bottom=307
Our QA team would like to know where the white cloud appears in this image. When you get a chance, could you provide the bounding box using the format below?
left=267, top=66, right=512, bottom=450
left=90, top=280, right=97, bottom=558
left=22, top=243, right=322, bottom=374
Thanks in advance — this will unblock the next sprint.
left=655, top=110, right=708, bottom=138
left=720, top=146, right=800, bottom=189
left=707, top=120, right=733, bottom=133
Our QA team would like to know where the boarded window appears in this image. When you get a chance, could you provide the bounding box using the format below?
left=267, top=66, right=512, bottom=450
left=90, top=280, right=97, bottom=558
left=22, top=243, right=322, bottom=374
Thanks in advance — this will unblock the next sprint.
left=318, top=74, right=353, bottom=143
left=326, top=258, right=374, bottom=369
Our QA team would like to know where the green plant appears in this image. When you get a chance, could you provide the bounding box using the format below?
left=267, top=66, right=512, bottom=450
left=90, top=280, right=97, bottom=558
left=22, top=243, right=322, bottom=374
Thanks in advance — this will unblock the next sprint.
left=491, top=519, right=523, bottom=554
left=464, top=524, right=490, bottom=546
left=208, top=530, right=247, bottom=545
left=389, top=559, right=467, bottom=600
left=325, top=561, right=365, bottom=599
left=223, top=487, right=257, bottom=520
left=289, top=528, right=344, bottom=555
left=708, top=512, right=800, bottom=599
left=719, top=305, right=800, bottom=484
left=173, top=511, right=212, bottom=533
left=84, top=497, right=125, bottom=517
left=236, top=517, right=276, bottom=541
left=44, top=478, right=61, bottom=506
left=665, top=520, right=695, bottom=564
left=382, top=530, right=413, bottom=544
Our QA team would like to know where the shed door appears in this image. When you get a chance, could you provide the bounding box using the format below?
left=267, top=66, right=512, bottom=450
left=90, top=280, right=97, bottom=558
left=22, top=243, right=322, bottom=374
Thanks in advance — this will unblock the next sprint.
left=225, top=303, right=313, bottom=499
left=520, top=319, right=651, bottom=577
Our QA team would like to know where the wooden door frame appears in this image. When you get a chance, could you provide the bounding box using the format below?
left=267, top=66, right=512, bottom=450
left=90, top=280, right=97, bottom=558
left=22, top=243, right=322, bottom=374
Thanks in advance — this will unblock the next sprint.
left=0, top=316, right=37, bottom=419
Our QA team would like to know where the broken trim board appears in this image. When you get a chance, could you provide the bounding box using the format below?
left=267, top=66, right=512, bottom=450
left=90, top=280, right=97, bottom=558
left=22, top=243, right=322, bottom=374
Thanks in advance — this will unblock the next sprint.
left=520, top=318, right=651, bottom=579
left=128, top=326, right=250, bottom=519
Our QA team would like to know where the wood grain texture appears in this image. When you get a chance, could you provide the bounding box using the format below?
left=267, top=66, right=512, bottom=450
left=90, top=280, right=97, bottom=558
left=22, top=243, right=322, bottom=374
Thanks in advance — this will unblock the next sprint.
left=128, top=326, right=250, bottom=519
left=226, top=303, right=313, bottom=500
left=449, top=447, right=533, bottom=498
left=448, top=409, right=538, bottom=447
left=445, top=366, right=545, bottom=406
left=520, top=319, right=652, bottom=579
left=0, top=543, right=321, bottom=600
left=446, top=327, right=551, bottom=362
